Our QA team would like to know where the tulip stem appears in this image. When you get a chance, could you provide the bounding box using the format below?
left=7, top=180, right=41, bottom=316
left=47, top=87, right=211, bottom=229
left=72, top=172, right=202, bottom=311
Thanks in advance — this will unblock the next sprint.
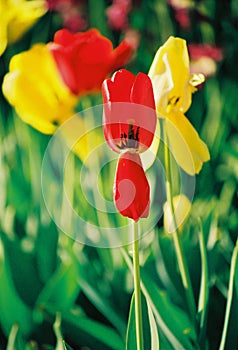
left=163, top=125, right=196, bottom=324
left=132, top=220, right=144, bottom=350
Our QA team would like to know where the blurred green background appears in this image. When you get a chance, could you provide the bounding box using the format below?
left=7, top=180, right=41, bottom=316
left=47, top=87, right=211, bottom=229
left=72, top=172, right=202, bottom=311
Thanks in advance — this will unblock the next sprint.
left=0, top=0, right=237, bottom=349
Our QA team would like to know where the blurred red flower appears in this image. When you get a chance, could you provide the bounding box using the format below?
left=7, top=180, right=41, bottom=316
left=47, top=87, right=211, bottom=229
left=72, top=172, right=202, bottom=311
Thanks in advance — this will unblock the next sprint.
left=48, top=29, right=134, bottom=96
left=46, top=0, right=87, bottom=32
left=188, top=44, right=223, bottom=61
left=102, top=69, right=156, bottom=221
left=188, top=43, right=223, bottom=76
left=106, top=0, right=131, bottom=31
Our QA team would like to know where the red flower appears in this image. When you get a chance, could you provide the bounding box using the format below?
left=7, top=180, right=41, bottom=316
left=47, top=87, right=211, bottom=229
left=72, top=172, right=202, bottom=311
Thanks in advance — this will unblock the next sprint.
left=106, top=0, right=131, bottom=31
left=102, top=69, right=156, bottom=153
left=102, top=69, right=156, bottom=221
left=48, top=29, right=134, bottom=96
left=114, top=152, right=150, bottom=221
left=188, top=43, right=223, bottom=62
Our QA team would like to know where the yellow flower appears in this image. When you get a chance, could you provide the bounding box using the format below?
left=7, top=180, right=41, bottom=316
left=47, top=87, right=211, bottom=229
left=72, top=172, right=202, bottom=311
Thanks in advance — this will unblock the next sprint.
left=2, top=44, right=77, bottom=134
left=0, top=0, right=47, bottom=55
left=148, top=36, right=210, bottom=175
left=163, top=194, right=192, bottom=233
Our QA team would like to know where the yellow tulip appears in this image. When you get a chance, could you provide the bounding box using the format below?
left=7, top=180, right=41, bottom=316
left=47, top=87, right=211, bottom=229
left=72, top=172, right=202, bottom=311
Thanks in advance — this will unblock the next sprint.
left=0, top=0, right=47, bottom=55
left=148, top=36, right=210, bottom=175
left=163, top=194, right=192, bottom=233
left=3, top=44, right=77, bottom=134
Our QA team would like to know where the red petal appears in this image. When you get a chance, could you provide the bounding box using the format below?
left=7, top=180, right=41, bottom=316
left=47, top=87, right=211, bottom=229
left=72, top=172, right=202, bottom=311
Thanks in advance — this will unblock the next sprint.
left=49, top=45, right=78, bottom=94
left=53, top=29, right=75, bottom=46
left=111, top=40, right=134, bottom=69
left=102, top=69, right=135, bottom=103
left=114, top=153, right=150, bottom=221
left=49, top=29, right=132, bottom=96
left=102, top=69, right=156, bottom=152
left=131, top=72, right=156, bottom=110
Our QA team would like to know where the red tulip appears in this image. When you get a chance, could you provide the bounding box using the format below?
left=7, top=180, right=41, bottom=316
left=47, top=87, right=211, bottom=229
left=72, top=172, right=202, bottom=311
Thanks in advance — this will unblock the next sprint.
left=48, top=29, right=134, bottom=96
left=102, top=69, right=156, bottom=153
left=114, top=152, right=150, bottom=221
left=102, top=69, right=156, bottom=221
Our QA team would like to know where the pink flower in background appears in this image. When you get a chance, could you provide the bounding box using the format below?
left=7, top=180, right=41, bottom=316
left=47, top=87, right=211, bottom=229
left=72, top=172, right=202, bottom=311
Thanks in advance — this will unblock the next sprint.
left=106, top=0, right=131, bottom=31
left=46, top=0, right=87, bottom=32
left=188, top=43, right=223, bottom=77
left=174, top=8, right=191, bottom=29
left=167, top=0, right=193, bottom=29
left=167, top=0, right=210, bottom=31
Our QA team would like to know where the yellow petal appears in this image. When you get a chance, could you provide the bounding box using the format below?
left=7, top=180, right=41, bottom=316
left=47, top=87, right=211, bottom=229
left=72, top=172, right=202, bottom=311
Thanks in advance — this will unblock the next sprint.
left=3, top=44, right=77, bottom=134
left=163, top=194, right=192, bottom=233
left=0, top=15, right=8, bottom=55
left=8, top=0, right=47, bottom=44
left=165, top=111, right=210, bottom=175
left=149, top=36, right=200, bottom=114
left=0, top=0, right=47, bottom=55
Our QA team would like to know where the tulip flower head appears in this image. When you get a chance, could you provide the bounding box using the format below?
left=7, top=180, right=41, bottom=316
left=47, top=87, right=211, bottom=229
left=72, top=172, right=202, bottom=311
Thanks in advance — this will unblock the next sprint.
left=149, top=36, right=210, bottom=175
left=102, top=69, right=156, bottom=221
left=49, top=29, right=134, bottom=96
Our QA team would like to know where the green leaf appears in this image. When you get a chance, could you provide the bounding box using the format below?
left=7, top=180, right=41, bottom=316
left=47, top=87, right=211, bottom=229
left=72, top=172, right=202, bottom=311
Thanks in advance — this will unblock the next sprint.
left=34, top=250, right=80, bottom=322
left=78, top=277, right=126, bottom=337
left=126, top=291, right=160, bottom=350
left=76, top=254, right=126, bottom=336
left=54, top=307, right=125, bottom=350
left=35, top=222, right=58, bottom=284
left=147, top=295, right=160, bottom=349
left=63, top=342, right=74, bottom=350
left=0, top=240, right=33, bottom=337
left=121, top=248, right=198, bottom=350
left=1, top=234, right=43, bottom=307
left=140, top=269, right=198, bottom=350
left=6, top=324, right=19, bottom=350
left=126, top=292, right=150, bottom=350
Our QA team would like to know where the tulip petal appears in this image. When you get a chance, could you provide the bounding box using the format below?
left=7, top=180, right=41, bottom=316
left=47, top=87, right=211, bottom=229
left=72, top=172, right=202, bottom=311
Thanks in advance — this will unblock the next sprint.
left=165, top=111, right=210, bottom=175
left=49, top=29, right=133, bottom=96
left=114, top=153, right=150, bottom=221
left=111, top=40, right=134, bottom=69
left=131, top=72, right=156, bottom=110
left=102, top=69, right=135, bottom=103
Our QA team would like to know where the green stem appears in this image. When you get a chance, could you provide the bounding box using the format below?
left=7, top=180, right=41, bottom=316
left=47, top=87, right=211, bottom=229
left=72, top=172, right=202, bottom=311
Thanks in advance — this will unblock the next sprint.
left=163, top=125, right=196, bottom=323
left=132, top=220, right=144, bottom=350
left=219, top=239, right=238, bottom=350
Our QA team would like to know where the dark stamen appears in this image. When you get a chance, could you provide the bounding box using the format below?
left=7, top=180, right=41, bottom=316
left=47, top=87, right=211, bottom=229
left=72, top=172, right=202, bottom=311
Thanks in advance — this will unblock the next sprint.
left=117, top=124, right=140, bottom=150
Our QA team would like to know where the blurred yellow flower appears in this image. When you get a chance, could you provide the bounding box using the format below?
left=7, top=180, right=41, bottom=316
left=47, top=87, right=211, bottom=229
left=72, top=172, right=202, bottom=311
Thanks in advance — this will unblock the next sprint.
left=163, top=194, right=192, bottom=233
left=0, top=0, right=47, bottom=55
left=149, top=36, right=210, bottom=175
left=2, top=44, right=77, bottom=134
